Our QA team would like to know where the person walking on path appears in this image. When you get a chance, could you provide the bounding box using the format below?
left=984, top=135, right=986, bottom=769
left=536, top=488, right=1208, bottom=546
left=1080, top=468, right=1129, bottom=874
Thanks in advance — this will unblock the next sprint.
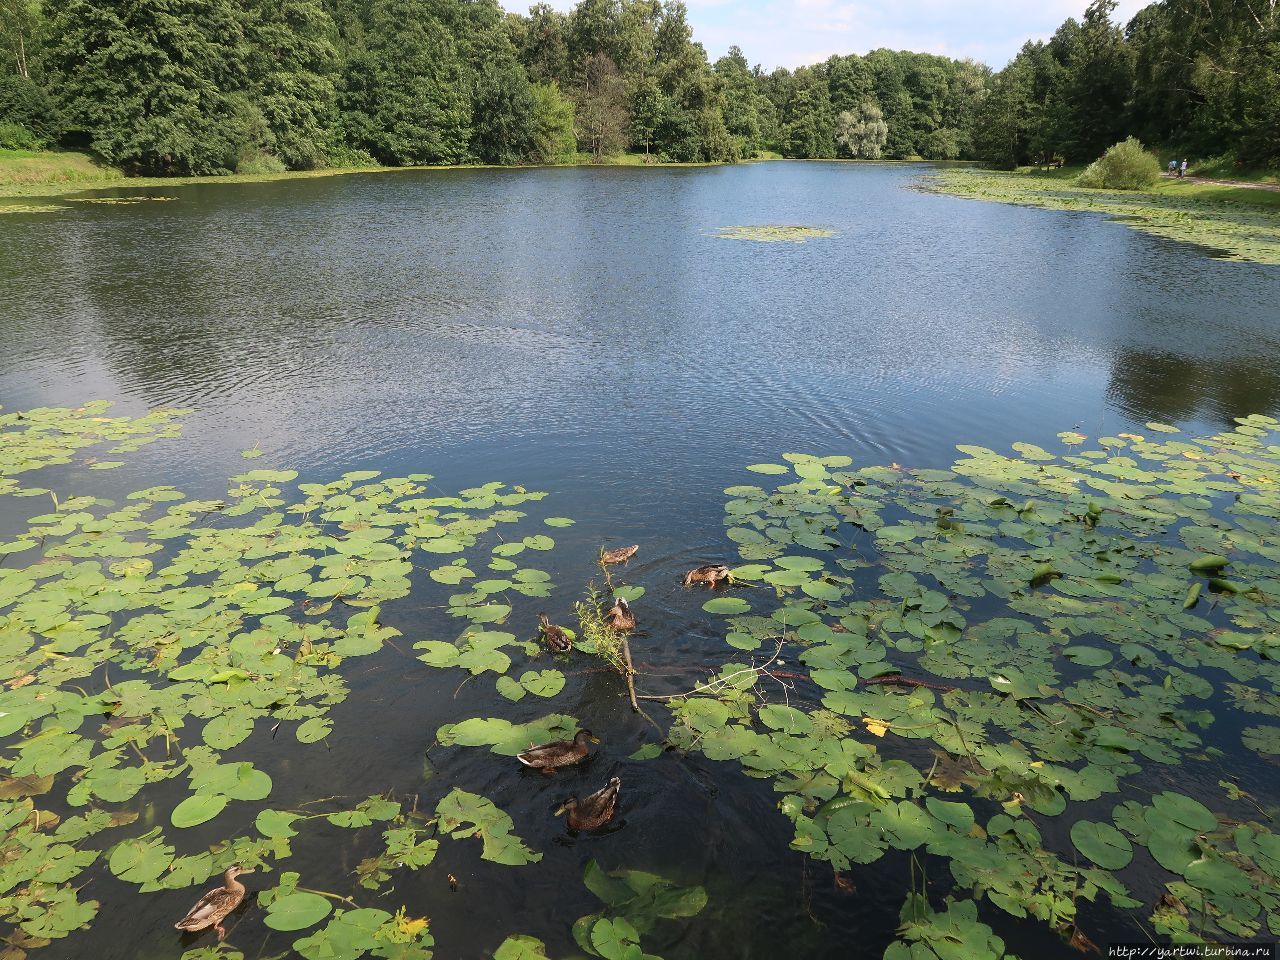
left=1169, top=159, right=1177, bottom=176
left=1179, top=159, right=1188, bottom=178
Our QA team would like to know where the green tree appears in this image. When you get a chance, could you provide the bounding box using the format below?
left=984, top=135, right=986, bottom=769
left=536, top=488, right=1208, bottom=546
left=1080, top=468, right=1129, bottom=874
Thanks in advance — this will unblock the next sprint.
left=779, top=68, right=833, bottom=158
left=243, top=0, right=339, bottom=169
left=714, top=45, right=768, bottom=157
left=573, top=51, right=628, bottom=161
left=470, top=58, right=537, bottom=164
left=825, top=54, right=873, bottom=116
left=44, top=0, right=248, bottom=173
left=835, top=101, right=887, bottom=158
left=1044, top=0, right=1133, bottom=162
left=629, top=74, right=664, bottom=157
left=0, top=0, right=40, bottom=78
left=362, top=0, right=471, bottom=164
left=513, top=3, right=570, bottom=85
left=0, top=75, right=60, bottom=143
left=527, top=81, right=576, bottom=162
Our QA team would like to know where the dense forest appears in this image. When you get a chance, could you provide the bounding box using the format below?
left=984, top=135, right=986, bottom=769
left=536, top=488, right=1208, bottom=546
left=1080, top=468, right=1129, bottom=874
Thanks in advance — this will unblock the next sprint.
left=0, top=0, right=1276, bottom=174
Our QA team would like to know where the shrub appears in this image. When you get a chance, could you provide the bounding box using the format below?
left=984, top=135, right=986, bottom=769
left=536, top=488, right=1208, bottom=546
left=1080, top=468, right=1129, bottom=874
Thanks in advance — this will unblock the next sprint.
left=1077, top=137, right=1161, bottom=190
left=0, top=121, right=42, bottom=150
left=0, top=76, right=62, bottom=144
left=235, top=151, right=287, bottom=175
left=320, top=142, right=378, bottom=169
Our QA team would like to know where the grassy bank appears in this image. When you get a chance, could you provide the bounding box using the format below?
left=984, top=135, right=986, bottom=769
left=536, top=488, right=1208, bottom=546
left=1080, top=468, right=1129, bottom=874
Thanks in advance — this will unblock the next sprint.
left=0, top=147, right=123, bottom=188
left=926, top=165, right=1280, bottom=265
left=1, top=148, right=764, bottom=209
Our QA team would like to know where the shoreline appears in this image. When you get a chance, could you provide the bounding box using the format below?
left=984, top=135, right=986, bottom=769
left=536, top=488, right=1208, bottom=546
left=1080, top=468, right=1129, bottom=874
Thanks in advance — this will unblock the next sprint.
left=924, top=166, right=1280, bottom=266
left=0, top=153, right=780, bottom=204
left=0, top=153, right=984, bottom=206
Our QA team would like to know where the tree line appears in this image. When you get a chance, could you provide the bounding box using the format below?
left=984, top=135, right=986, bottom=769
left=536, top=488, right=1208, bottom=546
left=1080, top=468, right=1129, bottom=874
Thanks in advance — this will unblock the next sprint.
left=0, top=0, right=1275, bottom=175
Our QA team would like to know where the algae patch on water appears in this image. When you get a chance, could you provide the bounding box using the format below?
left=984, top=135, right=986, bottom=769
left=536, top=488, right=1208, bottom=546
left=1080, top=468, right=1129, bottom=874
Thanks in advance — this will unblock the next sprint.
left=712, top=224, right=835, bottom=243
left=926, top=168, right=1280, bottom=265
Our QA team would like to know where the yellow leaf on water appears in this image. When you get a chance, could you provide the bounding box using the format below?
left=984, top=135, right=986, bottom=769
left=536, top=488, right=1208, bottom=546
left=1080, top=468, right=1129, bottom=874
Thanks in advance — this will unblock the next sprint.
left=863, top=718, right=889, bottom=737
left=397, top=915, right=430, bottom=937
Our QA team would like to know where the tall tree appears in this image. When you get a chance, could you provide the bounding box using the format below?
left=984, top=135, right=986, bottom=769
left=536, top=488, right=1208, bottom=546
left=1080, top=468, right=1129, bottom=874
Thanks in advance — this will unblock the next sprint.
left=527, top=81, right=576, bottom=162
left=0, top=0, right=39, bottom=78
left=243, top=0, right=340, bottom=168
left=573, top=50, right=628, bottom=160
left=44, top=0, right=248, bottom=173
left=779, top=67, right=834, bottom=158
left=835, top=102, right=887, bottom=158
left=513, top=3, right=570, bottom=85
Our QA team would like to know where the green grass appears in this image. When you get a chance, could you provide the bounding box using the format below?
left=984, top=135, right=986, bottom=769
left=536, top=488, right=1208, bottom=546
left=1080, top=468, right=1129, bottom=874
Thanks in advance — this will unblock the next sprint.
left=1004, top=163, right=1280, bottom=208
left=0, top=148, right=740, bottom=204
left=1151, top=177, right=1280, bottom=210
left=927, top=165, right=1280, bottom=264
left=1183, top=155, right=1280, bottom=186
left=0, top=148, right=124, bottom=189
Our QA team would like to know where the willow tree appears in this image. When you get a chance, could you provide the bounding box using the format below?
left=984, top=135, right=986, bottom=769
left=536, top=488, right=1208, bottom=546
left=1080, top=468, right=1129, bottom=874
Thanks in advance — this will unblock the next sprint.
left=835, top=102, right=888, bottom=158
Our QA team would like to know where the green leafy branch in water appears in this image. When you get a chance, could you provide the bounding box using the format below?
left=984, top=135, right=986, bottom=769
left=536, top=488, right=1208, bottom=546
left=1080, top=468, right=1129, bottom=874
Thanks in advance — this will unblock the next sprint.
left=662, top=418, right=1280, bottom=953
left=575, top=583, right=628, bottom=676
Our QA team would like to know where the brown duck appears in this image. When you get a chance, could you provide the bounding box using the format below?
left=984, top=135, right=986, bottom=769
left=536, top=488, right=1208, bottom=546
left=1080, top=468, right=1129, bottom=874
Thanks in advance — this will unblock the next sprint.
left=538, top=613, right=573, bottom=653
left=601, top=544, right=638, bottom=565
left=517, top=729, right=599, bottom=773
left=604, top=596, right=636, bottom=632
left=174, top=865, right=253, bottom=941
left=557, top=776, right=621, bottom=830
left=684, top=564, right=732, bottom=587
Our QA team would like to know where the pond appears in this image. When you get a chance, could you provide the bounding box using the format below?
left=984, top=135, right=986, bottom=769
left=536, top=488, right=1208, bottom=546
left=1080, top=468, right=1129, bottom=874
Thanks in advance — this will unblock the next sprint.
left=1, top=161, right=1278, bottom=960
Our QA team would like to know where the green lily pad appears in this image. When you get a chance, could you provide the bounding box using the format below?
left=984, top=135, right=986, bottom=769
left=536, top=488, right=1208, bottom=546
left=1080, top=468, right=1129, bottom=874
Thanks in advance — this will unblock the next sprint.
left=264, top=891, right=333, bottom=931
left=1070, top=820, right=1133, bottom=869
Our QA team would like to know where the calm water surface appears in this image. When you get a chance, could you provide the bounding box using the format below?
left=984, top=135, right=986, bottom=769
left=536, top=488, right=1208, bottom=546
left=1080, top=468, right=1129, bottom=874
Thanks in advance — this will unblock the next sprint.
left=2, top=162, right=1279, bottom=959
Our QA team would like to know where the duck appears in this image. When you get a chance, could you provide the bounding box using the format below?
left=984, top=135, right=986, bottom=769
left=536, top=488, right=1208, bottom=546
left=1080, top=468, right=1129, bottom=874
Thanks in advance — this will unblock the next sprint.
left=601, top=544, right=639, bottom=565
left=517, top=729, right=599, bottom=773
left=683, top=564, right=732, bottom=588
left=604, top=596, right=636, bottom=632
left=174, top=865, right=253, bottom=941
left=556, top=776, right=621, bottom=830
left=538, top=613, right=573, bottom=653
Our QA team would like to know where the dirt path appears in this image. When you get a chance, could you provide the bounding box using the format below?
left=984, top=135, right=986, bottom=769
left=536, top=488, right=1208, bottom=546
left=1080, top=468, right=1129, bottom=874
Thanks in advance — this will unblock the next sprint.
left=1173, top=174, right=1280, bottom=192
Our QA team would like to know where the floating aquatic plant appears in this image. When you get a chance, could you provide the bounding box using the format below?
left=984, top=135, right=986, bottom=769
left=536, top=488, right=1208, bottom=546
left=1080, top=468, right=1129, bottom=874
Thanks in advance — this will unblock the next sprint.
left=663, top=417, right=1280, bottom=950
left=926, top=168, right=1280, bottom=265
left=711, top=225, right=835, bottom=243
left=0, top=402, right=575, bottom=954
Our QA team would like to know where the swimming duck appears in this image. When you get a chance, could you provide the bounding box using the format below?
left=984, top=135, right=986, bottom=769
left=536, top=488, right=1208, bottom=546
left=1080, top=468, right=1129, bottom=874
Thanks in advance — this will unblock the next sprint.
left=556, top=776, right=621, bottom=830
left=174, top=865, right=252, bottom=941
left=538, top=613, right=573, bottom=653
left=683, top=564, right=732, bottom=587
left=601, top=544, right=639, bottom=565
left=517, top=729, right=599, bottom=773
left=604, top=596, right=636, bottom=632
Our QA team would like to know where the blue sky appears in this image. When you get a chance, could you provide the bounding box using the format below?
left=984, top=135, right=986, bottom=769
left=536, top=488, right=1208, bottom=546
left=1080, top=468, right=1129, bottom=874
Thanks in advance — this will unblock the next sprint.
left=506, top=0, right=1149, bottom=70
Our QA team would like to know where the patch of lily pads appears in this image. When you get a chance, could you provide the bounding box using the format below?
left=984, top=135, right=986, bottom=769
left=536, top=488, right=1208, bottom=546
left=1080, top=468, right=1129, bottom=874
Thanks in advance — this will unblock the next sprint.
left=0, top=402, right=602, bottom=956
left=665, top=416, right=1280, bottom=951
